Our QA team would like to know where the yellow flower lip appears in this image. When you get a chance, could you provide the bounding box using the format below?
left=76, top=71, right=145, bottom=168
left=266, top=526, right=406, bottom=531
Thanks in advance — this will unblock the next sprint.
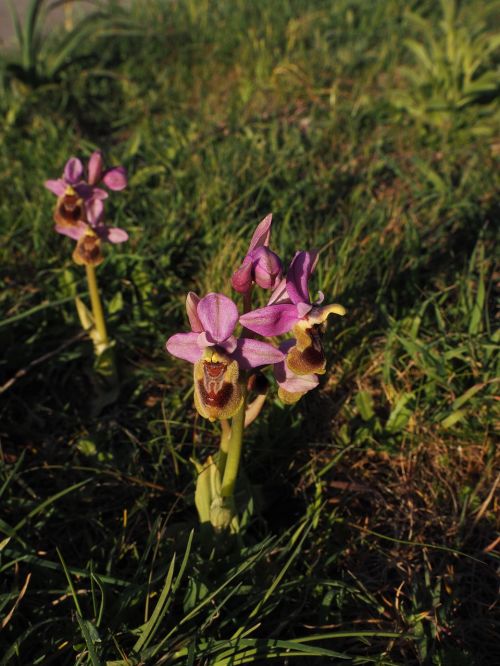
left=194, top=351, right=243, bottom=421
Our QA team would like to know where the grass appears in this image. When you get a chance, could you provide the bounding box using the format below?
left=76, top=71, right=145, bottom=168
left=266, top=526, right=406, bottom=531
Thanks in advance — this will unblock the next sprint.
left=0, top=0, right=499, bottom=663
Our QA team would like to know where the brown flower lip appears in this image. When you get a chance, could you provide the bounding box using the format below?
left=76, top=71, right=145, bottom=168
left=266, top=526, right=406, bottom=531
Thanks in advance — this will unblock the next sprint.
left=72, top=231, right=104, bottom=266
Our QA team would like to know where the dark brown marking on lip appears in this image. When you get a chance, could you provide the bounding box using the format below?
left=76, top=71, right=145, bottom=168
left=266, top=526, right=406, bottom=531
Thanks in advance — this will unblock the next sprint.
left=197, top=379, right=234, bottom=408
left=55, top=194, right=84, bottom=227
left=306, top=324, right=325, bottom=355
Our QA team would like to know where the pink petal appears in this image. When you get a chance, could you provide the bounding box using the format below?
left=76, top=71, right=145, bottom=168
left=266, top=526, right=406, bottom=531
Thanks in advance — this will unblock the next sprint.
left=85, top=198, right=104, bottom=225
left=44, top=179, right=67, bottom=196
left=240, top=303, right=298, bottom=336
left=89, top=187, right=109, bottom=201
left=248, top=213, right=272, bottom=251
left=102, top=166, right=127, bottom=191
left=197, top=293, right=238, bottom=343
left=231, top=338, right=284, bottom=370
left=186, top=292, right=203, bottom=332
left=166, top=332, right=202, bottom=363
left=54, top=221, right=88, bottom=240
left=231, top=256, right=253, bottom=293
left=286, top=250, right=318, bottom=305
left=296, top=302, right=312, bottom=318
left=63, top=157, right=84, bottom=184
left=88, top=151, right=103, bottom=185
left=219, top=335, right=238, bottom=354
left=275, top=364, right=319, bottom=393
left=268, top=277, right=290, bottom=305
left=105, top=227, right=129, bottom=243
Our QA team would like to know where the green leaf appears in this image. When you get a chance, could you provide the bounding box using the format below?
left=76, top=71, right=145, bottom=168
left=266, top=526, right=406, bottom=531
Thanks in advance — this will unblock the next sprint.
left=355, top=390, right=375, bottom=421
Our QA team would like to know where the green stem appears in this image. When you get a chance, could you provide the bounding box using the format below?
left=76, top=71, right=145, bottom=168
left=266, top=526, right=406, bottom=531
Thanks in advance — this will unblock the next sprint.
left=85, top=264, right=108, bottom=346
left=220, top=387, right=247, bottom=497
left=217, top=420, right=231, bottom=477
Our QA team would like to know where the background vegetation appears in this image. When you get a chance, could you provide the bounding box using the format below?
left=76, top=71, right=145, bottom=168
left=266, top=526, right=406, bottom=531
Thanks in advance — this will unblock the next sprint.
left=0, top=0, right=498, bottom=663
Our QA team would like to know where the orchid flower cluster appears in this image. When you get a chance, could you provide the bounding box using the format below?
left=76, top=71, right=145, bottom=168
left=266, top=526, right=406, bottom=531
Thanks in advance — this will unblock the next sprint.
left=45, top=152, right=128, bottom=394
left=165, top=215, right=345, bottom=532
left=45, top=152, right=128, bottom=267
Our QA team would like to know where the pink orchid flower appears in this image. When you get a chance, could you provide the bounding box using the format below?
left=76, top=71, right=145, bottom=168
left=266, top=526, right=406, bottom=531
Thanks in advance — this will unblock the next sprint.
left=231, top=214, right=282, bottom=293
left=274, top=339, right=319, bottom=404
left=240, top=251, right=345, bottom=375
left=45, top=152, right=127, bottom=227
left=58, top=220, right=128, bottom=266
left=166, top=292, right=284, bottom=420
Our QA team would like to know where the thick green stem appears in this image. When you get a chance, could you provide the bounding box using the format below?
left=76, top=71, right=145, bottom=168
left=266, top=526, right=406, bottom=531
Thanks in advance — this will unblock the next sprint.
left=221, top=387, right=247, bottom=497
left=85, top=264, right=108, bottom=346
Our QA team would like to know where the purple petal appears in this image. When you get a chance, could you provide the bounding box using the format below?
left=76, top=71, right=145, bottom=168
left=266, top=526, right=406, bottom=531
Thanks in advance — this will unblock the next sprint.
left=54, top=221, right=88, bottom=240
left=166, top=332, right=202, bottom=363
left=248, top=213, right=272, bottom=251
left=102, top=166, right=127, bottom=191
left=44, top=179, right=67, bottom=196
left=231, top=256, right=253, bottom=293
left=73, top=183, right=94, bottom=201
left=63, top=157, right=84, bottom=184
left=197, top=293, right=238, bottom=343
left=85, top=198, right=104, bottom=225
left=104, top=227, right=129, bottom=244
left=231, top=338, right=284, bottom=370
left=286, top=250, right=318, bottom=305
left=240, top=303, right=298, bottom=336
left=186, top=292, right=203, bottom=332
left=88, top=151, right=103, bottom=185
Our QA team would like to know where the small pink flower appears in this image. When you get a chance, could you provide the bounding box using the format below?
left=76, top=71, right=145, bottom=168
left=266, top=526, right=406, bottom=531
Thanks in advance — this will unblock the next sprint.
left=45, top=151, right=127, bottom=226
left=231, top=214, right=282, bottom=293
left=57, top=220, right=128, bottom=266
left=166, top=292, right=284, bottom=420
left=240, top=251, right=345, bottom=375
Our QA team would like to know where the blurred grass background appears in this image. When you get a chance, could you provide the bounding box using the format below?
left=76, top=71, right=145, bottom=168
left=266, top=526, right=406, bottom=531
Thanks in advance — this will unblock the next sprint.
left=0, top=0, right=499, bottom=664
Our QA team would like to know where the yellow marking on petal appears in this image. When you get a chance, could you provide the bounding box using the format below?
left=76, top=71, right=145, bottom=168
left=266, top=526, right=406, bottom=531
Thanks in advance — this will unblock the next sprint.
left=278, top=386, right=304, bottom=404
left=307, top=303, right=346, bottom=325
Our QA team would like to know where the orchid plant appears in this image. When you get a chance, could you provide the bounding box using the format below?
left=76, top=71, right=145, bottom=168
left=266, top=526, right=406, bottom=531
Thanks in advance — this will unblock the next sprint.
left=45, top=152, right=128, bottom=389
left=166, top=214, right=345, bottom=533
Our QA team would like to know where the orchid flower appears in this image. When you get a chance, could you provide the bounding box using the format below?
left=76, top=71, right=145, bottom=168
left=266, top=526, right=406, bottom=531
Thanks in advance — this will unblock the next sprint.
left=45, top=152, right=127, bottom=228
left=274, top=339, right=319, bottom=404
left=166, top=292, right=284, bottom=420
left=231, top=214, right=282, bottom=293
left=58, top=220, right=128, bottom=266
left=240, top=251, right=345, bottom=376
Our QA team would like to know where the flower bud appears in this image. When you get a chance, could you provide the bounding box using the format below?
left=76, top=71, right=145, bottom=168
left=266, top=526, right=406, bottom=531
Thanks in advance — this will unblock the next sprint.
left=252, top=246, right=283, bottom=290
